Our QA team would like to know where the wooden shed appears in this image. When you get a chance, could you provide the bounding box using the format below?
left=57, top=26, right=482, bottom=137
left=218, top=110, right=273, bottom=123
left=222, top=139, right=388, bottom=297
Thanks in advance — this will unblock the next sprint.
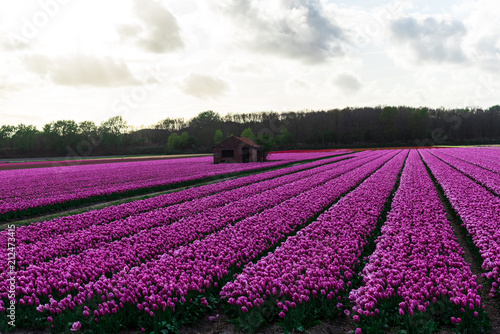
left=213, top=136, right=263, bottom=163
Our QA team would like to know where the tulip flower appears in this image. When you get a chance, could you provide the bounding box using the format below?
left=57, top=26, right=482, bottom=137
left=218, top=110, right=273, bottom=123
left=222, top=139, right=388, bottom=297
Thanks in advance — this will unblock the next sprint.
left=70, top=321, right=81, bottom=331
left=350, top=151, right=485, bottom=332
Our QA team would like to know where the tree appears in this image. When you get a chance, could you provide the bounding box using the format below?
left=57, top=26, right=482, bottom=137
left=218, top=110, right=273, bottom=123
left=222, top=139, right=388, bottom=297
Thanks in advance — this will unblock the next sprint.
left=276, top=128, right=294, bottom=147
left=42, top=120, right=79, bottom=154
left=256, top=133, right=275, bottom=161
left=189, top=111, right=221, bottom=147
left=12, top=124, right=40, bottom=153
left=167, top=133, right=180, bottom=150
left=99, top=116, right=128, bottom=151
left=0, top=125, right=16, bottom=150
left=155, top=118, right=186, bottom=132
left=167, top=132, right=196, bottom=150
left=99, top=116, right=127, bottom=135
left=213, top=129, right=223, bottom=145
left=241, top=128, right=256, bottom=142
left=79, top=121, right=98, bottom=138
left=379, top=106, right=398, bottom=142
left=179, top=131, right=196, bottom=149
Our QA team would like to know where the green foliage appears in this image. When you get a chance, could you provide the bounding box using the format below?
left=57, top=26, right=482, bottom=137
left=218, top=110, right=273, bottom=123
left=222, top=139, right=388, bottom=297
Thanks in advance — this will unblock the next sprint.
left=189, top=111, right=221, bottom=147
left=167, top=132, right=196, bottom=150
left=99, top=116, right=127, bottom=135
left=99, top=116, right=128, bottom=151
left=43, top=120, right=79, bottom=154
left=167, top=133, right=180, bottom=150
left=256, top=133, right=275, bottom=161
left=155, top=118, right=186, bottom=132
left=189, top=110, right=221, bottom=128
left=276, top=128, right=294, bottom=146
left=356, top=297, right=491, bottom=334
left=240, top=128, right=256, bottom=142
left=379, top=106, right=399, bottom=142
left=78, top=121, right=98, bottom=138
left=12, top=124, right=39, bottom=153
left=0, top=125, right=15, bottom=148
left=489, top=105, right=500, bottom=112
left=214, top=129, right=223, bottom=145
left=1, top=105, right=500, bottom=158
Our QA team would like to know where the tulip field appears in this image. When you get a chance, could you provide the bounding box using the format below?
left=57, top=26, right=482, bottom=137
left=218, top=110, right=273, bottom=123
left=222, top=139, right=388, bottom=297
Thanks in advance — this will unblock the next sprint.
left=1, top=148, right=499, bottom=333
left=0, top=151, right=345, bottom=221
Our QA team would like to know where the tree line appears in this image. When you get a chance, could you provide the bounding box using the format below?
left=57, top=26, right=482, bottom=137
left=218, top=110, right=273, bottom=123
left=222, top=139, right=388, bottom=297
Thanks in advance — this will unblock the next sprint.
left=1, top=105, right=499, bottom=158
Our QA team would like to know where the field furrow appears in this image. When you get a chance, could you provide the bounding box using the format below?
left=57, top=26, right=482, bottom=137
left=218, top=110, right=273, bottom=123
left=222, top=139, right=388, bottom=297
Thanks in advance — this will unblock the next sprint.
left=349, top=150, right=487, bottom=333
left=0, top=152, right=343, bottom=220
left=0, top=151, right=386, bottom=308
left=29, top=151, right=399, bottom=333
left=1, top=148, right=499, bottom=334
left=1, top=152, right=366, bottom=271
left=220, top=150, right=408, bottom=332
left=428, top=149, right=500, bottom=195
left=420, top=149, right=500, bottom=301
left=0, top=153, right=352, bottom=246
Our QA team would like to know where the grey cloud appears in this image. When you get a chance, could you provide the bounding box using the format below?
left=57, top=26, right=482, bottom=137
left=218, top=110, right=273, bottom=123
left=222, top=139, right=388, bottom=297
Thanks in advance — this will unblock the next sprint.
left=181, top=73, right=230, bottom=99
left=23, top=54, right=138, bottom=86
left=476, top=36, right=500, bottom=56
left=0, top=80, right=25, bottom=97
left=333, top=73, right=362, bottom=94
left=390, top=16, right=467, bottom=64
left=474, top=35, right=500, bottom=71
left=2, top=36, right=31, bottom=51
left=287, top=77, right=311, bottom=92
left=118, top=0, right=183, bottom=53
left=0, top=19, right=31, bottom=51
left=214, top=0, right=346, bottom=63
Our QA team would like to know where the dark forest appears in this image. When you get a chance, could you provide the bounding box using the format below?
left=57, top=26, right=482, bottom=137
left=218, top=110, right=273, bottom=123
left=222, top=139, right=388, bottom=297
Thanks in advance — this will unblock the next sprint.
left=1, top=105, right=499, bottom=158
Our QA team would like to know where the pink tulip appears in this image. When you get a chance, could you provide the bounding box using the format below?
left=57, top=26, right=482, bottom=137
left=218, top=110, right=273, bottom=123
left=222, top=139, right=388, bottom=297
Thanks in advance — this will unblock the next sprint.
left=70, top=321, right=81, bottom=331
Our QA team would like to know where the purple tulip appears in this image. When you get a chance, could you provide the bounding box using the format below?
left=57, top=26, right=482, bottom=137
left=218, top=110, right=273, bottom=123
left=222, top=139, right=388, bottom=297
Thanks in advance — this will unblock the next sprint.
left=0, top=152, right=350, bottom=217
left=350, top=151, right=485, bottom=328
left=421, top=149, right=500, bottom=299
left=220, top=151, right=406, bottom=323
left=70, top=321, right=81, bottom=331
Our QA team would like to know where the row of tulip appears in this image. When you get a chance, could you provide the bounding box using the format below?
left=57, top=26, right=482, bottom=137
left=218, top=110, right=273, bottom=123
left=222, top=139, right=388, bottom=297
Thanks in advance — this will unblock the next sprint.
left=0, top=153, right=354, bottom=251
left=349, top=150, right=487, bottom=333
left=1, top=152, right=365, bottom=272
left=420, top=149, right=500, bottom=300
left=0, top=151, right=342, bottom=217
left=0, top=151, right=386, bottom=312
left=30, top=151, right=400, bottom=333
left=220, top=150, right=408, bottom=331
left=428, top=149, right=500, bottom=196
left=436, top=148, right=500, bottom=174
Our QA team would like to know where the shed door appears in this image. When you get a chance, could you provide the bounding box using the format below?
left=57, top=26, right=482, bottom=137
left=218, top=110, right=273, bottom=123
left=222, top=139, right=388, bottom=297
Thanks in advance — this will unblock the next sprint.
left=242, top=147, right=249, bottom=163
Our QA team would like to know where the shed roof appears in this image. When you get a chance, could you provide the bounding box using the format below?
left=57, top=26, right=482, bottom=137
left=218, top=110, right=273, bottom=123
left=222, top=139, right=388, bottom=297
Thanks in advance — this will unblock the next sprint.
left=215, top=136, right=261, bottom=148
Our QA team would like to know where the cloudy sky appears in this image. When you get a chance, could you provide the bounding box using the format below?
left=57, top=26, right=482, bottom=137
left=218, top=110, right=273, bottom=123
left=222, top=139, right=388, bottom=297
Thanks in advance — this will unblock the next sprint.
left=1, top=0, right=499, bottom=128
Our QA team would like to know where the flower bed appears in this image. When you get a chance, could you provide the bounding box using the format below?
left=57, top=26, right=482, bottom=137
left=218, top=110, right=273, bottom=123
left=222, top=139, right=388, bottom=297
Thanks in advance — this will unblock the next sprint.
left=349, top=150, right=487, bottom=333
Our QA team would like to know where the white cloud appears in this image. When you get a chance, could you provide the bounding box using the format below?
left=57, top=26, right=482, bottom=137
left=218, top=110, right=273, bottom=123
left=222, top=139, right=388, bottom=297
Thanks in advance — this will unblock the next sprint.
left=331, top=72, right=363, bottom=94
left=23, top=53, right=138, bottom=87
left=211, top=0, right=347, bottom=64
left=118, top=0, right=183, bottom=53
left=286, top=77, right=312, bottom=95
left=180, top=72, right=231, bottom=99
left=226, top=60, right=270, bottom=77
left=388, top=15, right=467, bottom=65
left=458, top=0, right=500, bottom=72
